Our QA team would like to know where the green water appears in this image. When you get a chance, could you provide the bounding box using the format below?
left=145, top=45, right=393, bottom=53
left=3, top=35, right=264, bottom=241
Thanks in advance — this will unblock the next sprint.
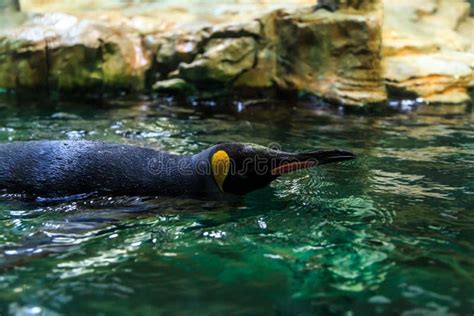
left=0, top=95, right=473, bottom=315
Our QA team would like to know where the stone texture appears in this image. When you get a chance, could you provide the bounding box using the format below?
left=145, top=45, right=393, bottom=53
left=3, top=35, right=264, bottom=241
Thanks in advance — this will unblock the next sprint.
left=0, top=12, right=151, bottom=90
left=178, top=37, right=257, bottom=84
left=275, top=4, right=386, bottom=105
left=383, top=0, right=474, bottom=103
left=152, top=78, right=195, bottom=93
left=0, top=0, right=387, bottom=105
left=0, top=0, right=473, bottom=105
left=0, top=0, right=20, bottom=12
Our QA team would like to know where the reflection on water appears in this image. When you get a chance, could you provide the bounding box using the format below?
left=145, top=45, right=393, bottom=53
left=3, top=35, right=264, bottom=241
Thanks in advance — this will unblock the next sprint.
left=0, top=94, right=473, bottom=315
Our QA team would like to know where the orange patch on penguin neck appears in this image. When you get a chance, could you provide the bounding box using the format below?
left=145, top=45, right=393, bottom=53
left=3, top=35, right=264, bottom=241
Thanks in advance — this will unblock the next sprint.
left=211, top=150, right=231, bottom=192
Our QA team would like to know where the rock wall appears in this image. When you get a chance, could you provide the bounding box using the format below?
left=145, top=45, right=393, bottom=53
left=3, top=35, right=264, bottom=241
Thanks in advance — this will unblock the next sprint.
left=383, top=0, right=474, bottom=103
left=149, top=1, right=387, bottom=105
left=0, top=13, right=150, bottom=91
left=0, top=0, right=472, bottom=105
left=274, top=4, right=386, bottom=105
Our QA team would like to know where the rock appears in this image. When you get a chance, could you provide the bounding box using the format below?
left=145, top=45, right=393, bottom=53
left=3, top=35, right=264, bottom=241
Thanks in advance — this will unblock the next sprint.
left=0, top=0, right=20, bottom=12
left=384, top=54, right=473, bottom=103
left=275, top=3, right=387, bottom=105
left=0, top=0, right=387, bottom=106
left=0, top=0, right=473, bottom=105
left=178, top=37, right=257, bottom=84
left=0, top=12, right=151, bottom=90
left=170, top=0, right=386, bottom=105
left=383, top=0, right=474, bottom=103
left=152, top=78, right=195, bottom=93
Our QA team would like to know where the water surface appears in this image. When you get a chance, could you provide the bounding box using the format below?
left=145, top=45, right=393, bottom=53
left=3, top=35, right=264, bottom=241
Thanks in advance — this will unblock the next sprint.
left=0, top=94, right=473, bottom=315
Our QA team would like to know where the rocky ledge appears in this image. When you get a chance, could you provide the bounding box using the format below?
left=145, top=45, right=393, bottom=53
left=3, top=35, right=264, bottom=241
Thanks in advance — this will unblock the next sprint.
left=0, top=0, right=472, bottom=106
left=383, top=0, right=474, bottom=104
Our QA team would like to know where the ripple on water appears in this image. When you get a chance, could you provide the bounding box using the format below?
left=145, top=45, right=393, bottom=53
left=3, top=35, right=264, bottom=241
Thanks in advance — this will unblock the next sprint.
left=0, top=96, right=473, bottom=315
left=371, top=169, right=457, bottom=201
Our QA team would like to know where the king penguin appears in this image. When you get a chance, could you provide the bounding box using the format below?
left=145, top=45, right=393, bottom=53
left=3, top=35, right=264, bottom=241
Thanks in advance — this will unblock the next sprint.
left=0, top=141, right=355, bottom=198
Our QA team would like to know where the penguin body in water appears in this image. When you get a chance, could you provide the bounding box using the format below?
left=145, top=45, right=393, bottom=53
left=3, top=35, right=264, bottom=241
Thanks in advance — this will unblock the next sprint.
left=0, top=141, right=355, bottom=198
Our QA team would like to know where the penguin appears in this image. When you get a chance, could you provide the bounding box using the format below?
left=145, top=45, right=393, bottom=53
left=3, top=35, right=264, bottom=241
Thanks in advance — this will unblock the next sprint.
left=0, top=141, right=355, bottom=198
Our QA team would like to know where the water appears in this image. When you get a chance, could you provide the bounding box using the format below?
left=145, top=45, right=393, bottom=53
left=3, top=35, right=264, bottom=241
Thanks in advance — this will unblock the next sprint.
left=0, top=94, right=473, bottom=315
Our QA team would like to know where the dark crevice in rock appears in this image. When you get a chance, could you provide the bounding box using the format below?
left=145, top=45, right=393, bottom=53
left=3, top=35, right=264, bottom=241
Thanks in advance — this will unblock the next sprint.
left=97, top=39, right=107, bottom=96
left=230, top=48, right=260, bottom=85
left=44, top=38, right=52, bottom=92
left=203, top=27, right=261, bottom=42
left=143, top=53, right=159, bottom=91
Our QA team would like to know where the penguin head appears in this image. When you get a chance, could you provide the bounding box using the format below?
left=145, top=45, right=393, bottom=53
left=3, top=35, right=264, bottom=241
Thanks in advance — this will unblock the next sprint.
left=203, top=143, right=355, bottom=195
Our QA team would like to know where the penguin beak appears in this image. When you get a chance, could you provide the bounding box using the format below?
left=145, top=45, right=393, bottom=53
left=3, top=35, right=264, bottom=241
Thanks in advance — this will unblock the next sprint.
left=270, top=149, right=356, bottom=175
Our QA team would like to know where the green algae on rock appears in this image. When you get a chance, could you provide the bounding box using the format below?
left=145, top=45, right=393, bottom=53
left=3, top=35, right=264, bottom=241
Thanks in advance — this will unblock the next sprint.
left=0, top=0, right=386, bottom=105
left=0, top=0, right=473, bottom=105
left=0, top=12, right=151, bottom=91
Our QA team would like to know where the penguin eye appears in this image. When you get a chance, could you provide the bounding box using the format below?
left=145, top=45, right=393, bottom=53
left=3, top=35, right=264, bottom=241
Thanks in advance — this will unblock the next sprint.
left=211, top=150, right=231, bottom=192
